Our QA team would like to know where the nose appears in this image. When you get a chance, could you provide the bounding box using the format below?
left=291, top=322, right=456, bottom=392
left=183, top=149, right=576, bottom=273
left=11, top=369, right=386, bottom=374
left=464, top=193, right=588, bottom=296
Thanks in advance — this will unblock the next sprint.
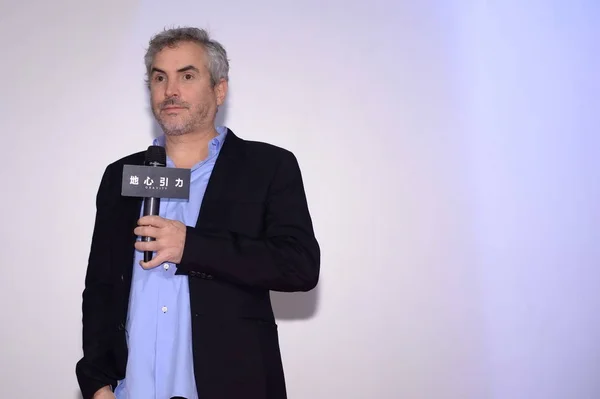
left=165, top=78, right=180, bottom=98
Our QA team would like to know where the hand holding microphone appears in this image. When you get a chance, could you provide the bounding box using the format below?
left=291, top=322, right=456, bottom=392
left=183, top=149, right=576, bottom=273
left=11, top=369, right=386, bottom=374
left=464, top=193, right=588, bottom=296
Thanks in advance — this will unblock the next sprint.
left=139, top=145, right=166, bottom=263
left=127, top=145, right=189, bottom=269
left=134, top=215, right=187, bottom=269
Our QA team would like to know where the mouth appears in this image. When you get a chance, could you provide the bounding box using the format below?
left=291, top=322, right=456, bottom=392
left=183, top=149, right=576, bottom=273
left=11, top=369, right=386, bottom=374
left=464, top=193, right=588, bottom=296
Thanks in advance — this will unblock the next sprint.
left=162, top=106, right=185, bottom=111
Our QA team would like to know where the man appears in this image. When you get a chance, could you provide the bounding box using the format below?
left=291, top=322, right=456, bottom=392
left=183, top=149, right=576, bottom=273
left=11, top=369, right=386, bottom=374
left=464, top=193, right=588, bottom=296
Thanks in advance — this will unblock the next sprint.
left=75, top=27, right=320, bottom=399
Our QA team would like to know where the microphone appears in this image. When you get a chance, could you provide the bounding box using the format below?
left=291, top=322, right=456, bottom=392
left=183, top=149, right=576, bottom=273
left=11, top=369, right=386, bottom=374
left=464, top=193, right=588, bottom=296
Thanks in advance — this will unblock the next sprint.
left=142, top=145, right=167, bottom=262
left=170, top=397, right=187, bottom=399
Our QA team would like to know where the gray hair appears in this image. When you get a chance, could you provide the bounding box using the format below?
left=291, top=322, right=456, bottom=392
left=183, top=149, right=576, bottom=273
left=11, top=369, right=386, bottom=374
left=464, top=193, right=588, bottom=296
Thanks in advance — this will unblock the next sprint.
left=144, top=27, right=229, bottom=87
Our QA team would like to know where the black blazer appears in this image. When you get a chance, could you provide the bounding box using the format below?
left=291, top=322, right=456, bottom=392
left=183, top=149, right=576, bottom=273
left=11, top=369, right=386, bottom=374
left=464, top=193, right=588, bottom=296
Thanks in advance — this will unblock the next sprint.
left=75, top=129, right=320, bottom=399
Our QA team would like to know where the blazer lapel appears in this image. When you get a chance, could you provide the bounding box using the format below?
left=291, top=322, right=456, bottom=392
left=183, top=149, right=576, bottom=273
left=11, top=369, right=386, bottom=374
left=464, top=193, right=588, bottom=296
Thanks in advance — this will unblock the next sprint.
left=195, top=128, right=246, bottom=228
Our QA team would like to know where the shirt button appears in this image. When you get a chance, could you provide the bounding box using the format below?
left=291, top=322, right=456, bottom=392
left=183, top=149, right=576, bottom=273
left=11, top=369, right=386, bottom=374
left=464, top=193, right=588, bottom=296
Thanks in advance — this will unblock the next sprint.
left=163, top=263, right=170, bottom=270
left=161, top=306, right=168, bottom=313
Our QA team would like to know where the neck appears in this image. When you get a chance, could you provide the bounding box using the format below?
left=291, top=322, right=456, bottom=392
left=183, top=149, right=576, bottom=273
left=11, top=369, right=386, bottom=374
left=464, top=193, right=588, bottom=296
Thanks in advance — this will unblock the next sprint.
left=164, top=127, right=218, bottom=168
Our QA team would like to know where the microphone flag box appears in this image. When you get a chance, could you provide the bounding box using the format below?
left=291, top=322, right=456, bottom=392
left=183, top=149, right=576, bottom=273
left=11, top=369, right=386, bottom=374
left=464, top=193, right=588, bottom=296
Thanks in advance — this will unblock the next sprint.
left=121, top=164, right=191, bottom=199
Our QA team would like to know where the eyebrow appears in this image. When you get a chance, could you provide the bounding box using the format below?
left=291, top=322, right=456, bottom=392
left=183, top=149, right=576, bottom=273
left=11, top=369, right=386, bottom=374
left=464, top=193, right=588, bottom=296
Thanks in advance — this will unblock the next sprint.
left=151, top=65, right=200, bottom=75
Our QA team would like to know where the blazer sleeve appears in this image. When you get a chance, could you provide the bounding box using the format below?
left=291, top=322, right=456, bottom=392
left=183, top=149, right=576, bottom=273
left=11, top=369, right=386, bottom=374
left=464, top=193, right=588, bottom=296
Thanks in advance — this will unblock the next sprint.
left=76, top=166, right=120, bottom=399
left=177, top=150, right=320, bottom=292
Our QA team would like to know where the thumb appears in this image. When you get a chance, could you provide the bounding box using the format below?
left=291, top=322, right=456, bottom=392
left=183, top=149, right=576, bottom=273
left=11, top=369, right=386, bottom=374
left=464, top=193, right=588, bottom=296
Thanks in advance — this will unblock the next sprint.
left=140, top=252, right=167, bottom=269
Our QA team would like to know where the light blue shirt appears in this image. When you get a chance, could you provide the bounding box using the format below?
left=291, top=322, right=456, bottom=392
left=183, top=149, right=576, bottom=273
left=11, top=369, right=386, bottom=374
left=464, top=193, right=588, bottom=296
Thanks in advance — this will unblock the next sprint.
left=115, top=126, right=228, bottom=399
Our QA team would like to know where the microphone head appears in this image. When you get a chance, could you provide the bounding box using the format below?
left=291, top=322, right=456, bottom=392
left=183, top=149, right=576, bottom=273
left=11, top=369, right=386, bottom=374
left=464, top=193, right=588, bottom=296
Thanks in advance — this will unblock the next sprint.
left=145, top=145, right=166, bottom=167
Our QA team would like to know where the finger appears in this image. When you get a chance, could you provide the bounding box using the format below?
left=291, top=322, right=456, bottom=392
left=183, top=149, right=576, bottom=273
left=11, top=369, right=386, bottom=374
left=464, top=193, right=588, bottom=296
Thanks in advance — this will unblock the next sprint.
left=134, top=225, right=160, bottom=238
left=140, top=251, right=169, bottom=269
left=138, top=215, right=167, bottom=227
left=134, top=239, right=160, bottom=252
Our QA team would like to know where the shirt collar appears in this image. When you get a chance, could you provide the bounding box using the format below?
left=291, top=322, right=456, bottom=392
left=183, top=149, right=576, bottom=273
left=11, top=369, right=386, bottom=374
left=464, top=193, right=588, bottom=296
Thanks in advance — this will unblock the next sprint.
left=152, top=125, right=228, bottom=168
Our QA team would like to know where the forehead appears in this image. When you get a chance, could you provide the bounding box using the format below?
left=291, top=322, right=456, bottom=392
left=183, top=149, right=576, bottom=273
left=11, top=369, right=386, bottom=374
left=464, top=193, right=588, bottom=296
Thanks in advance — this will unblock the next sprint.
left=152, top=41, right=207, bottom=71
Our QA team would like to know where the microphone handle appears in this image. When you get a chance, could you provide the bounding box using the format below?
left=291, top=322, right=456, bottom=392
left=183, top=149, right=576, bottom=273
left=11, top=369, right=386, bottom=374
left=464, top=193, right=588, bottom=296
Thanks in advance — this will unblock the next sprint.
left=143, top=196, right=160, bottom=262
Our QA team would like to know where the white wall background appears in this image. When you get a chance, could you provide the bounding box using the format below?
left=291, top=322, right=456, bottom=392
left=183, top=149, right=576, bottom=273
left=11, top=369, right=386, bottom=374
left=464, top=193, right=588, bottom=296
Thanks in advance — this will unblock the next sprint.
left=1, top=1, right=598, bottom=398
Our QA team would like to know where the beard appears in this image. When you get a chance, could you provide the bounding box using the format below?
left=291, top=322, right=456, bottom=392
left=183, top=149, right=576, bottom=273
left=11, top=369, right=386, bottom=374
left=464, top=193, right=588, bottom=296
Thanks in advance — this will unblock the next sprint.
left=153, top=98, right=210, bottom=136
left=156, top=112, right=195, bottom=136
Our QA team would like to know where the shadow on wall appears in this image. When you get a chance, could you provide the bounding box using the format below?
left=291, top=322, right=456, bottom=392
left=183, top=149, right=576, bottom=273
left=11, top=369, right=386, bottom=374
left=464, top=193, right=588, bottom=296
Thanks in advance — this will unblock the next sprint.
left=271, top=285, right=320, bottom=320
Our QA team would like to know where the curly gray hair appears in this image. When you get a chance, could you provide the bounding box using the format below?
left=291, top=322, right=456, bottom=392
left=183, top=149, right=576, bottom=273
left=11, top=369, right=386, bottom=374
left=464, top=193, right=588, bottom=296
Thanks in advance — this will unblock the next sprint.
left=144, top=27, right=229, bottom=87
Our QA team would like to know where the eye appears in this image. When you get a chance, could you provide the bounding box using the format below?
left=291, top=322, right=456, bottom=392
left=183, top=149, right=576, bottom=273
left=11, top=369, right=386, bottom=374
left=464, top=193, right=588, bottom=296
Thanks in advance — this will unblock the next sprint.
left=183, top=73, right=194, bottom=80
left=153, top=75, right=165, bottom=83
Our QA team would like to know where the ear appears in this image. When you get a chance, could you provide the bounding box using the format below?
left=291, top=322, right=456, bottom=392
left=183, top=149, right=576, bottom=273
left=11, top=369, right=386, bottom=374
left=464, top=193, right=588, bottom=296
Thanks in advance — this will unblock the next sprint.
left=214, top=79, right=228, bottom=106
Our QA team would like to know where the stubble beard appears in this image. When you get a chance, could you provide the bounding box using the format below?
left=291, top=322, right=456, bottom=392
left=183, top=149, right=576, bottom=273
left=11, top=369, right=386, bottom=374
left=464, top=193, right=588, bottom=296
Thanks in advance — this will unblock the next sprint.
left=155, top=105, right=210, bottom=137
left=158, top=113, right=195, bottom=137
